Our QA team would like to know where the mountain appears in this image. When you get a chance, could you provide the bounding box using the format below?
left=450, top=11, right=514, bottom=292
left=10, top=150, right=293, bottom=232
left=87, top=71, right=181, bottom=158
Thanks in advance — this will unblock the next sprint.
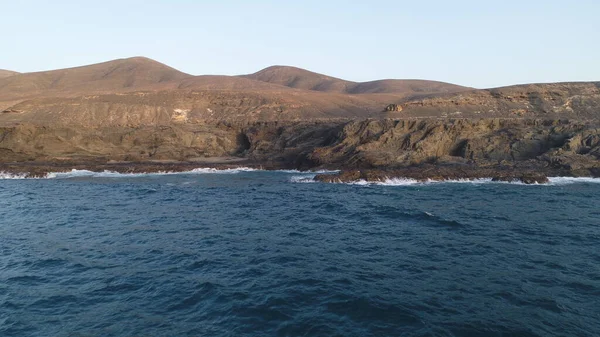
left=0, top=57, right=192, bottom=99
left=0, top=57, right=599, bottom=126
left=1, top=58, right=463, bottom=124
left=0, top=69, right=19, bottom=79
left=346, top=79, right=469, bottom=94
left=241, top=66, right=354, bottom=93
left=242, top=65, right=470, bottom=94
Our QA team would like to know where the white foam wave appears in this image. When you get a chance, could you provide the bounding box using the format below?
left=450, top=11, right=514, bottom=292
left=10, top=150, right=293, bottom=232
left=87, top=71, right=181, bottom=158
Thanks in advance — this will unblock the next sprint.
left=335, top=176, right=600, bottom=186
left=278, top=169, right=340, bottom=174
left=2, top=168, right=599, bottom=185
left=373, top=178, right=421, bottom=186
left=341, top=178, right=494, bottom=186
left=45, top=167, right=260, bottom=179
left=289, top=175, right=317, bottom=183
left=0, top=172, right=32, bottom=179
left=547, top=177, right=600, bottom=185
left=189, top=167, right=258, bottom=174
left=0, top=167, right=336, bottom=180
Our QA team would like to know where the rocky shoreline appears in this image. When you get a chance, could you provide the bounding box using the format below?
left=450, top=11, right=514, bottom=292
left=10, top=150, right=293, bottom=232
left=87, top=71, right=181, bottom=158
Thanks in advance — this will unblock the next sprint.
left=1, top=118, right=599, bottom=182
left=1, top=159, right=596, bottom=185
left=313, top=166, right=560, bottom=184
left=0, top=160, right=259, bottom=179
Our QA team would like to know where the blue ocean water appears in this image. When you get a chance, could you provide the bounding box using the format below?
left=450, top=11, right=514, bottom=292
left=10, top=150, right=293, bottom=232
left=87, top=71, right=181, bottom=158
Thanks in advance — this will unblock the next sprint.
left=0, top=170, right=599, bottom=337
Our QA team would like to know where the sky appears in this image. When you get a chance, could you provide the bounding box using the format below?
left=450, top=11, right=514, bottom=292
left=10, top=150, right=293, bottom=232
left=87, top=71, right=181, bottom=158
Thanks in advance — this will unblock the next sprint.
left=1, top=0, right=598, bottom=88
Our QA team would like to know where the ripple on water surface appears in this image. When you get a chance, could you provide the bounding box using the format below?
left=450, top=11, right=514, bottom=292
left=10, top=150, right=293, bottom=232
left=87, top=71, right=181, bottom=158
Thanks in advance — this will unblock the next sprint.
left=0, top=170, right=599, bottom=336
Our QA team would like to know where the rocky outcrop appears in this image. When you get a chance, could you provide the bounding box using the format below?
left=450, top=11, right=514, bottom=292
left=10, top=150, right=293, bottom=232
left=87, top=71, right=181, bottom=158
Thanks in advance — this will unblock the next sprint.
left=384, top=104, right=402, bottom=112
left=306, top=119, right=590, bottom=164
left=0, top=123, right=241, bottom=162
left=313, top=167, right=552, bottom=184
left=305, top=118, right=600, bottom=183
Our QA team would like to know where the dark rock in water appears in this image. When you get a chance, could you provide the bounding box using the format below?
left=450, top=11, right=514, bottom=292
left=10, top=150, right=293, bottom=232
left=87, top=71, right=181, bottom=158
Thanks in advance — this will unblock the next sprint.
left=315, top=165, right=552, bottom=184
left=315, top=170, right=362, bottom=183
left=491, top=173, right=549, bottom=184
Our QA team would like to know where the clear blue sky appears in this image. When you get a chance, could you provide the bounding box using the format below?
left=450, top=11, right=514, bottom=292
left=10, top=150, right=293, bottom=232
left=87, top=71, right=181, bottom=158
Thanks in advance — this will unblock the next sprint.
left=2, top=0, right=598, bottom=88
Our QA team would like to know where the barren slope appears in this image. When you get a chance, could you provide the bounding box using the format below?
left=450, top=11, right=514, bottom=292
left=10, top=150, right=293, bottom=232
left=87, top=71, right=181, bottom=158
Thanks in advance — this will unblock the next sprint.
left=384, top=82, right=600, bottom=120
left=0, top=69, right=19, bottom=79
left=241, top=66, right=353, bottom=93
left=242, top=65, right=470, bottom=94
left=1, top=57, right=599, bottom=126
left=0, top=57, right=192, bottom=99
left=347, top=79, right=470, bottom=94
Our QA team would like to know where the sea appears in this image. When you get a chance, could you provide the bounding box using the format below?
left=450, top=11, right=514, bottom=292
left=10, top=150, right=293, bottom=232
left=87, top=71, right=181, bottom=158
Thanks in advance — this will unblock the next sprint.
left=0, top=169, right=599, bottom=337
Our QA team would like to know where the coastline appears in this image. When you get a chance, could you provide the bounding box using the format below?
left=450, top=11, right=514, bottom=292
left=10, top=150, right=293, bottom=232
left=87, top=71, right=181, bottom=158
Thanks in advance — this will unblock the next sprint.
left=1, top=158, right=597, bottom=185
left=1, top=118, right=599, bottom=183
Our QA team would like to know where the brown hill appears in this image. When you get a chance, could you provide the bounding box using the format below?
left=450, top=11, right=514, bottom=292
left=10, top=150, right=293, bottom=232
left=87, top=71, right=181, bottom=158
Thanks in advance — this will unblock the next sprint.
left=0, top=57, right=598, bottom=126
left=0, top=58, right=407, bottom=124
left=347, top=79, right=469, bottom=94
left=242, top=65, right=470, bottom=94
left=241, top=66, right=353, bottom=93
left=0, top=69, right=19, bottom=79
left=0, top=57, right=192, bottom=99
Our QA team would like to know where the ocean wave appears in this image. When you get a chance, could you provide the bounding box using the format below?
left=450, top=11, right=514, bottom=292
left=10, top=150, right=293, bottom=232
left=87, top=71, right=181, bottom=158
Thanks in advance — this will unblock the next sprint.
left=3, top=169, right=599, bottom=184
left=0, top=172, right=31, bottom=179
left=547, top=177, right=600, bottom=185
left=333, top=178, right=493, bottom=186
left=0, top=168, right=337, bottom=180
left=288, top=170, right=340, bottom=183
left=277, top=169, right=339, bottom=174
left=46, top=168, right=260, bottom=179
left=289, top=175, right=318, bottom=183
left=309, top=177, right=600, bottom=186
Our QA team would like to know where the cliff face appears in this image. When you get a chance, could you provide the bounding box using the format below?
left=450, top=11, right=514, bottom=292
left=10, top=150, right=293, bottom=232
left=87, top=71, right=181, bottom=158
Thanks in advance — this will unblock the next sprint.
left=2, top=119, right=599, bottom=177
left=306, top=119, right=600, bottom=175
left=0, top=123, right=241, bottom=162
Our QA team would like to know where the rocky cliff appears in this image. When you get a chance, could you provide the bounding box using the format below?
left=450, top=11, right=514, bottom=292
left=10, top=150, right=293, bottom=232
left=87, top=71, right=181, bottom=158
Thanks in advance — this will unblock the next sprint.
left=1, top=118, right=599, bottom=181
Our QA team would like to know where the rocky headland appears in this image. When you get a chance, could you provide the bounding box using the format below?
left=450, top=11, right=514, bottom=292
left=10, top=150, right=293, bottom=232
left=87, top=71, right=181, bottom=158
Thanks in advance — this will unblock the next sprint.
left=1, top=57, right=599, bottom=183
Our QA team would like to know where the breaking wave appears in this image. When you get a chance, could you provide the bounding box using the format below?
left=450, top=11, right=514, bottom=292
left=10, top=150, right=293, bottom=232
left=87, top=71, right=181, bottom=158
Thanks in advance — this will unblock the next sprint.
left=274, top=169, right=339, bottom=174
left=46, top=168, right=259, bottom=179
left=299, top=177, right=600, bottom=186
left=0, top=168, right=339, bottom=180
left=547, top=177, right=600, bottom=185
left=2, top=169, right=599, bottom=185
left=290, top=176, right=318, bottom=183
left=0, top=172, right=31, bottom=180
